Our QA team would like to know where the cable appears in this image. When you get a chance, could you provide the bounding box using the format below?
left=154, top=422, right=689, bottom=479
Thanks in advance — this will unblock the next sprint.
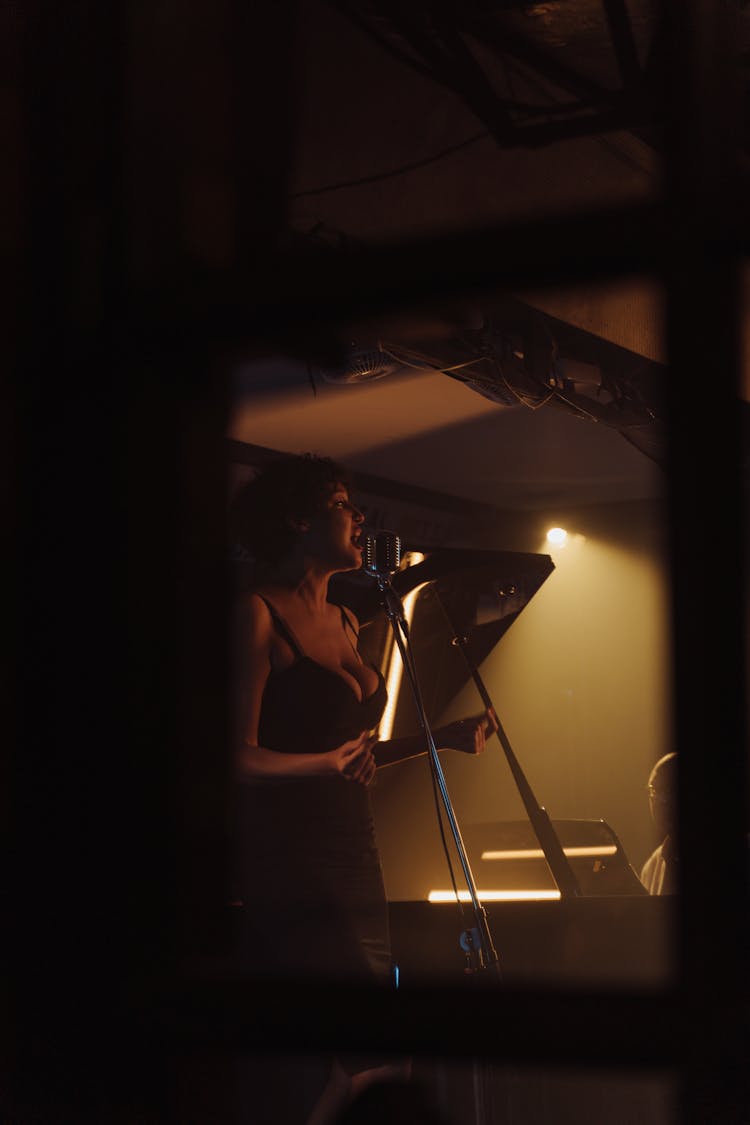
left=379, top=340, right=489, bottom=376
left=289, top=130, right=489, bottom=198
left=380, top=337, right=560, bottom=410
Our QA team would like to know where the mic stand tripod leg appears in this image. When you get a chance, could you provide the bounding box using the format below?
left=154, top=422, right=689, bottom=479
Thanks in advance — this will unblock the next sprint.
left=377, top=578, right=502, bottom=981
left=377, top=579, right=515, bottom=1125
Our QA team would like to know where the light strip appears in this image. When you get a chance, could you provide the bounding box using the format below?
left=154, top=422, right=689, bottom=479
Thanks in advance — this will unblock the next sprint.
left=377, top=555, right=425, bottom=742
left=427, top=889, right=561, bottom=903
left=480, top=845, right=617, bottom=861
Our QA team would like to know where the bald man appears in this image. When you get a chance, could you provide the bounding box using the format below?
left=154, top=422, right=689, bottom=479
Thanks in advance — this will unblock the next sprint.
left=640, top=752, right=679, bottom=895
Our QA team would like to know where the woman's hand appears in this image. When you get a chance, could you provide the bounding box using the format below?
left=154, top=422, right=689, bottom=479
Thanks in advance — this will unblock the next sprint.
left=435, top=709, right=497, bottom=755
left=329, top=731, right=378, bottom=786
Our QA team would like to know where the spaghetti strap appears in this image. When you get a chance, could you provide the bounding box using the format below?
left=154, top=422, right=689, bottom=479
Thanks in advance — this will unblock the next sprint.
left=256, top=594, right=306, bottom=659
left=338, top=604, right=361, bottom=661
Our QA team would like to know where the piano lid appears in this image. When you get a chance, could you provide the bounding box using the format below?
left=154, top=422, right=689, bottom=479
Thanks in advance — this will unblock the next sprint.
left=395, top=547, right=554, bottom=667
left=331, top=546, right=554, bottom=727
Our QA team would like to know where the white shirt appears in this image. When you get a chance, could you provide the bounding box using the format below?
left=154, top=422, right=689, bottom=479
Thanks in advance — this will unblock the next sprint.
left=640, top=836, right=678, bottom=894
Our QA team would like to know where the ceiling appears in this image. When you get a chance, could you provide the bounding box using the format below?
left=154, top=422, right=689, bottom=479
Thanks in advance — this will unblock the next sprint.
left=230, top=0, right=750, bottom=512
left=230, top=355, right=666, bottom=511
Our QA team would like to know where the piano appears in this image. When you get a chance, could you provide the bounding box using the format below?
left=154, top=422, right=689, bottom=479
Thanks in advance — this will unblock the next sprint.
left=337, top=545, right=678, bottom=1125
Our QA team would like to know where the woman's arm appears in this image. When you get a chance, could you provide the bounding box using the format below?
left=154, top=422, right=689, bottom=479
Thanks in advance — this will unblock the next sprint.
left=338, top=604, right=495, bottom=772
left=236, top=733, right=377, bottom=782
left=375, top=709, right=497, bottom=768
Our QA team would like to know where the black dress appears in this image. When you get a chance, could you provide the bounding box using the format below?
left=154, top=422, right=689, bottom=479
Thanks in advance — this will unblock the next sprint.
left=232, top=596, right=392, bottom=989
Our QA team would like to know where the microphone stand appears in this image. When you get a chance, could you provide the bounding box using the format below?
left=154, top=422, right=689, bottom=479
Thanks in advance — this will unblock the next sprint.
left=372, top=572, right=503, bottom=980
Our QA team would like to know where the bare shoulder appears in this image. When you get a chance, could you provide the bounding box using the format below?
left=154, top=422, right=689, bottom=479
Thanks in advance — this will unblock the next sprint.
left=234, top=588, right=270, bottom=614
left=232, top=590, right=274, bottom=639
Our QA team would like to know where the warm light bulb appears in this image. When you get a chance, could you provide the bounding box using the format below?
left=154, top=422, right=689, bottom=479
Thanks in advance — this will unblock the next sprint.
left=547, top=526, right=568, bottom=547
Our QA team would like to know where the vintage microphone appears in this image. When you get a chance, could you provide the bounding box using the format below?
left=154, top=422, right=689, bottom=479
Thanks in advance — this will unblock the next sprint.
left=362, top=531, right=407, bottom=626
left=363, top=530, right=501, bottom=978
left=362, top=529, right=402, bottom=578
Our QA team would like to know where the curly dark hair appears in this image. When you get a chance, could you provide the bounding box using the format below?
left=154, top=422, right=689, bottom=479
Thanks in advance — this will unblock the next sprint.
left=229, top=452, right=352, bottom=565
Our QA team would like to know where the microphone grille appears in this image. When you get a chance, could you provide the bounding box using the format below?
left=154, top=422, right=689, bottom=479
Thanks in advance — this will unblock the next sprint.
left=363, top=530, right=402, bottom=577
left=362, top=532, right=376, bottom=573
left=378, top=531, right=402, bottom=574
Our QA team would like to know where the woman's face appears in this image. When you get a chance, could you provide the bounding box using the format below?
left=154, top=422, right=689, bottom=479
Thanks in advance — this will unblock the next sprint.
left=305, top=481, right=365, bottom=571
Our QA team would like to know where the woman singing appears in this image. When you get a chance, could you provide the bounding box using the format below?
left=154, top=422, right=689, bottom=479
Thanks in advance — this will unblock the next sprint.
left=229, top=452, right=494, bottom=1125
